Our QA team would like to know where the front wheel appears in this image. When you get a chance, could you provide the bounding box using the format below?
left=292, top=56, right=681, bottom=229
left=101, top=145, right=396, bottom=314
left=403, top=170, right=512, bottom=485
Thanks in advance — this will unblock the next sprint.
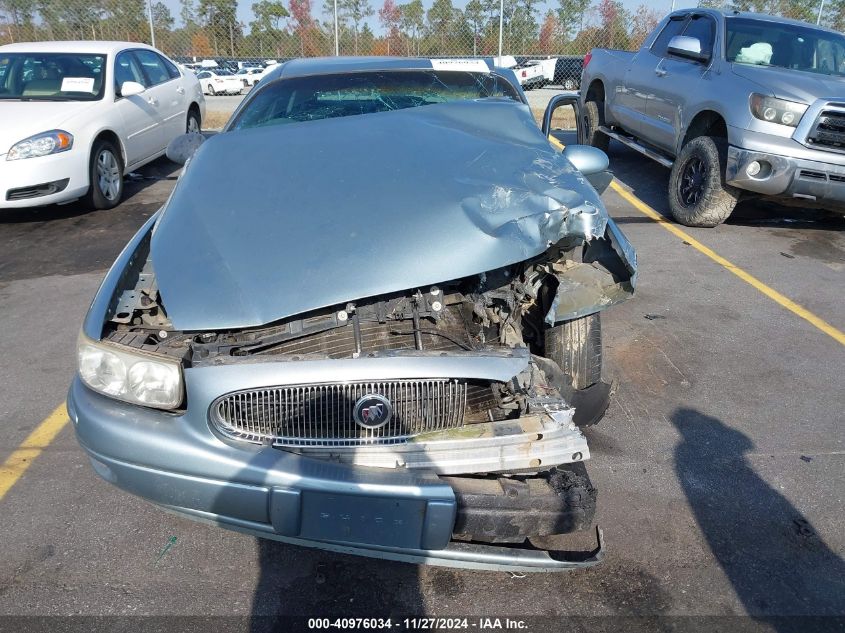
left=544, top=313, right=608, bottom=427
left=84, top=139, right=124, bottom=210
left=668, top=136, right=739, bottom=227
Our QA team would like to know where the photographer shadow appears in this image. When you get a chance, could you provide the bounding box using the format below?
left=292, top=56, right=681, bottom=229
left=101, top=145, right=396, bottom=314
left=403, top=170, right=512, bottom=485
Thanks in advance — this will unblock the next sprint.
left=672, top=408, right=845, bottom=627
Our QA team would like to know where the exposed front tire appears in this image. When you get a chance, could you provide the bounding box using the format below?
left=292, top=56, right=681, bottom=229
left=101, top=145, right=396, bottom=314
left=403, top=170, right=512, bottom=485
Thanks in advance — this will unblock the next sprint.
left=84, top=139, right=124, bottom=210
left=544, top=313, right=609, bottom=427
left=669, top=136, right=739, bottom=227
left=582, top=100, right=610, bottom=153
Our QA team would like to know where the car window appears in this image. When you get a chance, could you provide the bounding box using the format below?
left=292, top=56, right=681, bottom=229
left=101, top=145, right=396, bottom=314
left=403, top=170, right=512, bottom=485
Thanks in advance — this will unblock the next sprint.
left=726, top=17, right=845, bottom=76
left=197, top=71, right=209, bottom=79
left=0, top=52, right=105, bottom=101
left=681, top=15, right=715, bottom=58
left=133, top=49, right=171, bottom=86
left=159, top=54, right=180, bottom=80
left=115, top=51, right=146, bottom=92
left=231, top=70, right=522, bottom=131
left=651, top=16, right=688, bottom=58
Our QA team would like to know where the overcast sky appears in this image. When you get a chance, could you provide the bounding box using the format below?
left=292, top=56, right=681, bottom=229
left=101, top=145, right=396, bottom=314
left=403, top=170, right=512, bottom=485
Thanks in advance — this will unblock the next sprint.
left=160, top=0, right=702, bottom=37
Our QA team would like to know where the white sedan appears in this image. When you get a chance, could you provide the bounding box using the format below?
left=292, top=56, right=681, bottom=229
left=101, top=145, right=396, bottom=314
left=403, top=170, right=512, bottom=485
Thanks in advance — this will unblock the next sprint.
left=0, top=41, right=206, bottom=210
left=197, top=70, right=243, bottom=96
left=235, top=67, right=263, bottom=88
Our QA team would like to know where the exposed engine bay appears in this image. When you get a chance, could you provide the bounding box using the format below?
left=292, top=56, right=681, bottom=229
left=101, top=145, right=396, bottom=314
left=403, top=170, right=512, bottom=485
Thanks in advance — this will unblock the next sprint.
left=103, top=228, right=634, bottom=446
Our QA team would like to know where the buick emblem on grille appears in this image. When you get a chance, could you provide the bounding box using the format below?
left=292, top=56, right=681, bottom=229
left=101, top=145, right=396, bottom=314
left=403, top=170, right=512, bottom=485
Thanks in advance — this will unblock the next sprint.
left=353, top=394, right=393, bottom=429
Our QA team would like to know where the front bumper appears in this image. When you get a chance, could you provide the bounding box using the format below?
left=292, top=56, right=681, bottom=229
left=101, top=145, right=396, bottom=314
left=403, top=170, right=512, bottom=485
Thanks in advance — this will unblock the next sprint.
left=68, top=377, right=601, bottom=571
left=726, top=126, right=845, bottom=208
left=0, top=149, right=89, bottom=209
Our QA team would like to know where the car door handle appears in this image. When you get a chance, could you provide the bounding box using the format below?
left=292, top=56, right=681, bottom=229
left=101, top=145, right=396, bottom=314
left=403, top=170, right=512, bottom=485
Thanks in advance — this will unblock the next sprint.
left=147, top=96, right=159, bottom=106
left=176, top=86, right=185, bottom=95
left=655, top=68, right=667, bottom=77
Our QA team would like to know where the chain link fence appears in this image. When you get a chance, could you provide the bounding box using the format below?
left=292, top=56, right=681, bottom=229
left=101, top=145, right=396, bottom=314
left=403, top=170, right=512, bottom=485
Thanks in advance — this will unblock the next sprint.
left=1, top=0, right=842, bottom=89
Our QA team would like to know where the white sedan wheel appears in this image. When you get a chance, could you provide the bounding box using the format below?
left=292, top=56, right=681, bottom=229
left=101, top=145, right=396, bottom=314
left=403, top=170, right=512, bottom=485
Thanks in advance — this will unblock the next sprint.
left=97, top=149, right=122, bottom=201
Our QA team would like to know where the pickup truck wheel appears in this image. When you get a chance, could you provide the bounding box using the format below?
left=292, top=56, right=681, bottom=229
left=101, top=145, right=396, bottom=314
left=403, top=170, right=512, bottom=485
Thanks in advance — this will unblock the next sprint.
left=583, top=100, right=609, bottom=153
left=669, top=136, right=739, bottom=227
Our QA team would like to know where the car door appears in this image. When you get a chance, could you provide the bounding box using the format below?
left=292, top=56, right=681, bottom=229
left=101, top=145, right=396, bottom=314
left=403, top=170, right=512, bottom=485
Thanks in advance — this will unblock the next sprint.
left=134, top=49, right=187, bottom=146
left=611, top=15, right=688, bottom=137
left=647, top=13, right=717, bottom=154
left=113, top=50, right=163, bottom=168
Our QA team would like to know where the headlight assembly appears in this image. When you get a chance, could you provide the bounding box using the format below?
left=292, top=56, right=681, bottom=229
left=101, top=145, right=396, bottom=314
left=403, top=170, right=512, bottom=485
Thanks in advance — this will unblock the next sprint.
left=750, top=94, right=807, bottom=128
left=77, top=333, right=183, bottom=409
left=7, top=130, right=73, bottom=161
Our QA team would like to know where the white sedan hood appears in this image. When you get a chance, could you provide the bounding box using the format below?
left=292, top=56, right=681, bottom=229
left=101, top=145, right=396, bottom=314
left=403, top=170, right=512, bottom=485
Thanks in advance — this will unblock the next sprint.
left=0, top=100, right=97, bottom=156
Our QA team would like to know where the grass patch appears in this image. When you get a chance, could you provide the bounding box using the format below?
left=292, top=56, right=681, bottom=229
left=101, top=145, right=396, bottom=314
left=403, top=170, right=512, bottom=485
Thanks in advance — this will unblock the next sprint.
left=203, top=110, right=232, bottom=131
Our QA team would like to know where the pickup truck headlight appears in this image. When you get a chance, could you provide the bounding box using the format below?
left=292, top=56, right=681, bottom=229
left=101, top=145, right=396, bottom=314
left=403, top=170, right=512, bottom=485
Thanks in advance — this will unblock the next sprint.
left=750, top=94, right=807, bottom=128
left=77, top=333, right=183, bottom=409
left=7, top=130, right=73, bottom=161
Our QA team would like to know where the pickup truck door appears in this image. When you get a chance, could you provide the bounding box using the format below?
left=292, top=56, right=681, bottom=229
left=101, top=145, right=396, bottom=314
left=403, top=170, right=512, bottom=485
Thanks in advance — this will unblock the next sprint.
left=647, top=14, right=717, bottom=154
left=611, top=16, right=688, bottom=137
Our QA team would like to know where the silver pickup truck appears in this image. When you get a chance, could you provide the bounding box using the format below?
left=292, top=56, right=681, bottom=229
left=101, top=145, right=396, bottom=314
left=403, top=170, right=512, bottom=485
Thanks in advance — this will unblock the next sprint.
left=580, top=9, right=845, bottom=226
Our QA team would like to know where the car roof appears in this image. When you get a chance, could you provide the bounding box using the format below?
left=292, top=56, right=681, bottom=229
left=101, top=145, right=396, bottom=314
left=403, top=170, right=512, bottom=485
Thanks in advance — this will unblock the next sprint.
left=670, top=8, right=842, bottom=34
left=0, top=40, right=161, bottom=55
left=264, top=56, right=495, bottom=83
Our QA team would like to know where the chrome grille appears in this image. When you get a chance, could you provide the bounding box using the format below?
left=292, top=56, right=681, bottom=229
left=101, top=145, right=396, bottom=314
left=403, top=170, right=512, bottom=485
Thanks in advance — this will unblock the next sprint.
left=210, top=380, right=468, bottom=447
left=807, top=110, right=845, bottom=153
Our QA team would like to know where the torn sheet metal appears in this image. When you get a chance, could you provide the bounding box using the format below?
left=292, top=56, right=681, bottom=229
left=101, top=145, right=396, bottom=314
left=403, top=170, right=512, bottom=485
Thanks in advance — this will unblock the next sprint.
left=545, top=217, right=637, bottom=324
left=151, top=99, right=611, bottom=331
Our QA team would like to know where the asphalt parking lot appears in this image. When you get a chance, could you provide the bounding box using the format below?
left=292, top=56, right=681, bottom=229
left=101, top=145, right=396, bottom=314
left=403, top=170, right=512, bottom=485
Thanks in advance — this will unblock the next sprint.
left=0, top=123, right=843, bottom=630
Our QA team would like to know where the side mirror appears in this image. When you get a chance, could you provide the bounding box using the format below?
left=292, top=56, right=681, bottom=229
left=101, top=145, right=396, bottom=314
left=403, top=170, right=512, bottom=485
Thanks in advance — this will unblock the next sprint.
left=120, top=81, right=146, bottom=97
left=562, top=145, right=612, bottom=194
left=667, top=35, right=709, bottom=63
left=166, top=132, right=205, bottom=166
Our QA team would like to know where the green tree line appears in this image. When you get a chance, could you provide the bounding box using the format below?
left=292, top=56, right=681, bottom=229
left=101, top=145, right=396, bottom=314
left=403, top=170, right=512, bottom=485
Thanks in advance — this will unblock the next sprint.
left=0, top=0, right=840, bottom=59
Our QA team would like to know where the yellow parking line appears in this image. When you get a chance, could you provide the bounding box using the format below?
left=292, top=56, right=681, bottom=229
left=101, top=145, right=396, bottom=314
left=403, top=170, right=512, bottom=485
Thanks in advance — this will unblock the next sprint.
left=609, top=180, right=845, bottom=347
left=0, top=403, right=69, bottom=502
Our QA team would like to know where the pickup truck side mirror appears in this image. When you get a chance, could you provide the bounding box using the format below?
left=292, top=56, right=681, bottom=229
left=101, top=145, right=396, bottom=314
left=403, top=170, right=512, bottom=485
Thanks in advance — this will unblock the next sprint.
left=667, top=35, right=710, bottom=63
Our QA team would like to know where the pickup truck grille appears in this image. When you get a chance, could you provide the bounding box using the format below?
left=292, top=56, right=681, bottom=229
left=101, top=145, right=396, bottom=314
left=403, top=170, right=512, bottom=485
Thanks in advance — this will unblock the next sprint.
left=210, top=379, right=472, bottom=447
left=807, top=111, right=845, bottom=152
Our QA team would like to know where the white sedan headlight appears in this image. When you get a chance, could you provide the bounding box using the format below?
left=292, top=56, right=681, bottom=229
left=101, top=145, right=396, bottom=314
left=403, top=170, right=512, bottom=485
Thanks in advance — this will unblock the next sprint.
left=77, top=333, right=183, bottom=409
left=7, top=130, right=74, bottom=161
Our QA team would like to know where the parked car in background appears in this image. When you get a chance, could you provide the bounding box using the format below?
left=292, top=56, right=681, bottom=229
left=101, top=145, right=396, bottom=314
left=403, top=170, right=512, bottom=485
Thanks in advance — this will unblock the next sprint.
left=489, top=55, right=548, bottom=89
left=0, top=41, right=205, bottom=210
left=70, top=57, right=636, bottom=572
left=236, top=66, right=263, bottom=87
left=581, top=9, right=845, bottom=226
left=254, top=62, right=280, bottom=85
left=555, top=55, right=584, bottom=90
left=197, top=69, right=243, bottom=95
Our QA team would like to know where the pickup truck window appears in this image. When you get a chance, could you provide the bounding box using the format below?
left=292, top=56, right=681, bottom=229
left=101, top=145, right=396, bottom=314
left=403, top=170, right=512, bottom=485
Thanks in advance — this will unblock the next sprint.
left=651, top=17, right=687, bottom=57
left=726, top=17, right=845, bottom=77
left=682, top=16, right=715, bottom=58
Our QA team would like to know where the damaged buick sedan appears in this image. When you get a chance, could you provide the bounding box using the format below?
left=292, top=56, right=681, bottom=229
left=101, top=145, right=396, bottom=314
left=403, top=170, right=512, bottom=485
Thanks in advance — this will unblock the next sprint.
left=68, top=57, right=637, bottom=571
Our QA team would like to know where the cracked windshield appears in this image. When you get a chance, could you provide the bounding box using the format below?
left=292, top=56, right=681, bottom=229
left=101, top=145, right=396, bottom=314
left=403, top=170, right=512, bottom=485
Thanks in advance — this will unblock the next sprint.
left=232, top=69, right=521, bottom=129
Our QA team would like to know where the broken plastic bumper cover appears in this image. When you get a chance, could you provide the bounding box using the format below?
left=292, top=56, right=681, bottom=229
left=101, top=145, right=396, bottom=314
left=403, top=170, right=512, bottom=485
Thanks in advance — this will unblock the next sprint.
left=68, top=377, right=601, bottom=571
